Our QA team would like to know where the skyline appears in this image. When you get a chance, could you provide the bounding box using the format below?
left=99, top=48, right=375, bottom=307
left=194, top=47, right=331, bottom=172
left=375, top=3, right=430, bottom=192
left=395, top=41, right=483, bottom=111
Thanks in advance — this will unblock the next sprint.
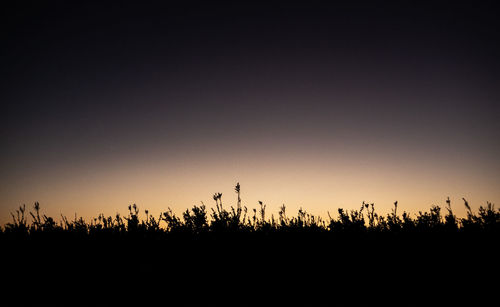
left=2, top=1, right=499, bottom=224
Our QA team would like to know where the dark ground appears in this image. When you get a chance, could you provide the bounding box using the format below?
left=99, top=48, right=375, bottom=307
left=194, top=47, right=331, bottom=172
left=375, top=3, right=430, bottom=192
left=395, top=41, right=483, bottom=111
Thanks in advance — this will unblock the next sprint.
left=2, top=231, right=497, bottom=306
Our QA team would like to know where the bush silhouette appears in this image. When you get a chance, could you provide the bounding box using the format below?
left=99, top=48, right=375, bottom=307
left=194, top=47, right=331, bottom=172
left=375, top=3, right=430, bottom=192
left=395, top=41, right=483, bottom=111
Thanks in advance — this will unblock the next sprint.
left=1, top=183, right=498, bottom=306
left=2, top=183, right=498, bottom=236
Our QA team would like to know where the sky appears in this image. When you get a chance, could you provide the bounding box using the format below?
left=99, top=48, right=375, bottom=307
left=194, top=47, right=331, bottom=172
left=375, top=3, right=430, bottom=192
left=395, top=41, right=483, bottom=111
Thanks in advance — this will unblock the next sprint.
left=1, top=0, right=499, bottom=224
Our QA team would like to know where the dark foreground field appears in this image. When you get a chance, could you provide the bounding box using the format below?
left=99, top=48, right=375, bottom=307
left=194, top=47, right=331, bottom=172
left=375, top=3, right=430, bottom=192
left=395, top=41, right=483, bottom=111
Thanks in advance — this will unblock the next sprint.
left=2, top=191, right=498, bottom=306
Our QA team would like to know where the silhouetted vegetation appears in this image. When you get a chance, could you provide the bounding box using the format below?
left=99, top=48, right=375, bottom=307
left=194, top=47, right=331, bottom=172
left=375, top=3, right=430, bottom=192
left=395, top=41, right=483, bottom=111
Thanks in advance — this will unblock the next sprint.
left=2, top=184, right=498, bottom=236
left=2, top=183, right=498, bottom=306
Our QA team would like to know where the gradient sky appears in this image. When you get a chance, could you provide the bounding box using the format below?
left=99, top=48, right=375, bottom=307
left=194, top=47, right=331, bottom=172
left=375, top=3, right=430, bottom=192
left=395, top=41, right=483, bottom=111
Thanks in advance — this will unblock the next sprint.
left=2, top=0, right=499, bottom=224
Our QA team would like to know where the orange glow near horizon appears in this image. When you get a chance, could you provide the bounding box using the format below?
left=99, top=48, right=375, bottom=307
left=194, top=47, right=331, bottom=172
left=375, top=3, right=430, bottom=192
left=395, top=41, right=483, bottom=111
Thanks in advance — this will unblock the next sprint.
left=2, top=141, right=498, bottom=225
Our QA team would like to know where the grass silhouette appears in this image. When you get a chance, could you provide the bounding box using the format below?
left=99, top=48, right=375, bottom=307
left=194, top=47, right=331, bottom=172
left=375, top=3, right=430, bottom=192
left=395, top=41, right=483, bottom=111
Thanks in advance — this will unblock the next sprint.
left=1, top=183, right=498, bottom=306
left=3, top=183, right=497, bottom=235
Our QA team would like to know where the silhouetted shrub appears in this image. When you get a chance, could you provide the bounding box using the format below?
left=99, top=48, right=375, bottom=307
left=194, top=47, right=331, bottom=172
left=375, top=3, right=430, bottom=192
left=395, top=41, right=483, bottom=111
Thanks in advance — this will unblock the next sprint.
left=1, top=183, right=498, bottom=306
left=2, top=183, right=497, bottom=237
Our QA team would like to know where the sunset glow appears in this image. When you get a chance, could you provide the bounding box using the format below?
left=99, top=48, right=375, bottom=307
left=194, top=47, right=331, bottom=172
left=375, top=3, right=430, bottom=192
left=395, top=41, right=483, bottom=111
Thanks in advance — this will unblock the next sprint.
left=2, top=1, right=498, bottom=225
